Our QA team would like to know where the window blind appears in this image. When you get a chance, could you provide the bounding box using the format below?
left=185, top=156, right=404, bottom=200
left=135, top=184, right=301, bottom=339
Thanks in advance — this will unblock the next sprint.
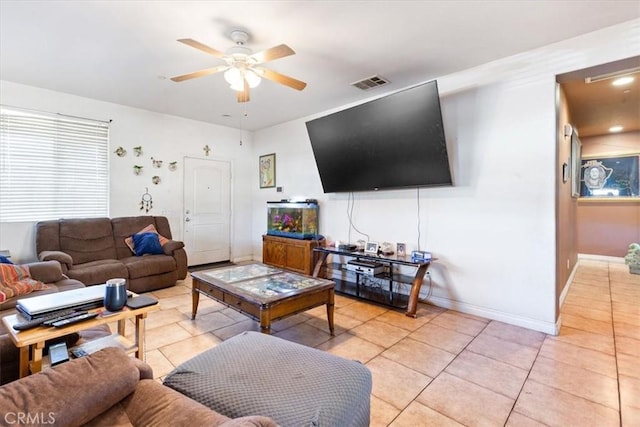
left=0, top=107, right=109, bottom=222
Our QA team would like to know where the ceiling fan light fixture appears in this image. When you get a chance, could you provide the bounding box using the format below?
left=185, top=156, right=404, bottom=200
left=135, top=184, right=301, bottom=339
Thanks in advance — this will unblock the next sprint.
left=229, top=79, right=245, bottom=92
left=225, top=67, right=261, bottom=91
left=245, top=70, right=261, bottom=88
left=224, top=67, right=242, bottom=86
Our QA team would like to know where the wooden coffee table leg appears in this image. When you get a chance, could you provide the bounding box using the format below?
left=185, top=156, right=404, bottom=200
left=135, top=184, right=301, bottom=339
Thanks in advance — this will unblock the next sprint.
left=117, top=318, right=126, bottom=336
left=259, top=309, right=271, bottom=334
left=327, top=290, right=335, bottom=336
left=192, top=288, right=200, bottom=320
left=19, top=347, right=29, bottom=378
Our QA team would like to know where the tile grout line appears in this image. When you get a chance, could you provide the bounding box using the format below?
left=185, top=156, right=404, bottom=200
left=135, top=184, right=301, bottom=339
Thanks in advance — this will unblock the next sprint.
left=344, top=308, right=449, bottom=424
left=501, top=332, right=547, bottom=426
left=609, top=263, right=623, bottom=427
left=387, top=312, right=499, bottom=426
left=381, top=309, right=472, bottom=426
left=504, top=262, right=619, bottom=425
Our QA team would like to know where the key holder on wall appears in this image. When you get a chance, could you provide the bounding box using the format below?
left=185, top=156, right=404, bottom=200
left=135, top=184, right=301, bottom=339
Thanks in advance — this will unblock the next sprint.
left=140, top=187, right=153, bottom=213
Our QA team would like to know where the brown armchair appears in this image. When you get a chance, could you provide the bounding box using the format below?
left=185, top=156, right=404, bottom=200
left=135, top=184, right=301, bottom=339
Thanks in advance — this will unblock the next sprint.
left=0, top=347, right=277, bottom=427
left=0, top=260, right=106, bottom=385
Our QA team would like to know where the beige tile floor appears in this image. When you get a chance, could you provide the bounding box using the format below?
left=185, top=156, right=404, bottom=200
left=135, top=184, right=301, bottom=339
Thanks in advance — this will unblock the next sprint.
left=121, top=260, right=639, bottom=426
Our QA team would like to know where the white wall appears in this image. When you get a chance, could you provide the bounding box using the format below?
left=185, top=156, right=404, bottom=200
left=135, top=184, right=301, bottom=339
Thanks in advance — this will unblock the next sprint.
left=0, top=81, right=255, bottom=264
left=251, top=19, right=640, bottom=334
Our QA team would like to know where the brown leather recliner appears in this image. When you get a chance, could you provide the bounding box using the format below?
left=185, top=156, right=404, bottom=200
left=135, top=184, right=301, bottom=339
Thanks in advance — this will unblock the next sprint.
left=0, top=347, right=278, bottom=427
left=0, top=260, right=111, bottom=385
left=35, top=216, right=187, bottom=294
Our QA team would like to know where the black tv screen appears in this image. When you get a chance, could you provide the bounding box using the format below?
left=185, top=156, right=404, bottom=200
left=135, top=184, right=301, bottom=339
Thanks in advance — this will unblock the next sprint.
left=305, top=80, right=452, bottom=193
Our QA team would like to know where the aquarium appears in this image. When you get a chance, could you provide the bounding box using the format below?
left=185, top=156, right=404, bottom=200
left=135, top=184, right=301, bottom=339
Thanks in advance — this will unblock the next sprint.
left=267, top=200, right=319, bottom=240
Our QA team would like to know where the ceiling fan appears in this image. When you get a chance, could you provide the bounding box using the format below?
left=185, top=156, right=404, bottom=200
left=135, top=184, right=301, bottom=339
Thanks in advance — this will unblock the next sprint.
left=170, top=30, right=307, bottom=103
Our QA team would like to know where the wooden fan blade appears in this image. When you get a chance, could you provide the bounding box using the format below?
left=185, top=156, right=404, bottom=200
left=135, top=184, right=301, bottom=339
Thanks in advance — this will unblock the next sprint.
left=170, top=65, right=228, bottom=82
left=237, top=79, right=250, bottom=103
left=177, top=38, right=226, bottom=58
left=250, top=44, right=295, bottom=64
left=258, top=68, right=307, bottom=91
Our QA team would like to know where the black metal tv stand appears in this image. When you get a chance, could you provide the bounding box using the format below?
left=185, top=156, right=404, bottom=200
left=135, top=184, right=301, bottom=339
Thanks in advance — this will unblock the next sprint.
left=312, top=247, right=433, bottom=317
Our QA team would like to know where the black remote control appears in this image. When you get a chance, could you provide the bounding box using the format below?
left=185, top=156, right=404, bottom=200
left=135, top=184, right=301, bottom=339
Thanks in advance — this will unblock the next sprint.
left=12, top=308, right=78, bottom=331
left=12, top=318, right=48, bottom=331
left=71, top=347, right=89, bottom=358
left=42, top=310, right=88, bottom=326
left=52, top=312, right=99, bottom=328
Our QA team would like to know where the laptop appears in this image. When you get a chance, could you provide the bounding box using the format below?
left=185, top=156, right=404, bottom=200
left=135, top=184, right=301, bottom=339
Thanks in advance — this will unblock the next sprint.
left=16, top=284, right=108, bottom=319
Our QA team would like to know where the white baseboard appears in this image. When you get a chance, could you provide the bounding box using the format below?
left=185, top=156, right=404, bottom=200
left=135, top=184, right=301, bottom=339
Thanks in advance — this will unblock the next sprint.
left=578, top=253, right=625, bottom=264
left=558, top=261, right=579, bottom=310
left=425, top=295, right=558, bottom=335
left=554, top=314, right=562, bottom=336
left=232, top=255, right=254, bottom=263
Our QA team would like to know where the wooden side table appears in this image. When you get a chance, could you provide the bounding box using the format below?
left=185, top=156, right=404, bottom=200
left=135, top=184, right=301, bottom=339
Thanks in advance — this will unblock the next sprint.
left=2, top=304, right=158, bottom=378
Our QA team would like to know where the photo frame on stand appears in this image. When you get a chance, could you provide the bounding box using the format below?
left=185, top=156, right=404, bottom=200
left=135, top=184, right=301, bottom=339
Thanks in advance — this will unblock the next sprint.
left=364, top=242, right=379, bottom=254
left=396, top=243, right=406, bottom=257
left=259, top=153, right=276, bottom=188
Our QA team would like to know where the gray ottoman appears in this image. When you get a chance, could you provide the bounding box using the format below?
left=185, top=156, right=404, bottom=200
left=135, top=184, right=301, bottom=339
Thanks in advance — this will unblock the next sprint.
left=163, top=331, right=372, bottom=427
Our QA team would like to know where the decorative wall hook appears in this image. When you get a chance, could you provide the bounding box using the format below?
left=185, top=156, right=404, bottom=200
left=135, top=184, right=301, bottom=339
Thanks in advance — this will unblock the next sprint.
left=114, top=146, right=127, bottom=157
left=133, top=146, right=143, bottom=157
left=152, top=175, right=161, bottom=185
left=168, top=161, right=178, bottom=171
left=151, top=157, right=163, bottom=168
left=204, top=145, right=211, bottom=156
left=133, top=165, right=143, bottom=175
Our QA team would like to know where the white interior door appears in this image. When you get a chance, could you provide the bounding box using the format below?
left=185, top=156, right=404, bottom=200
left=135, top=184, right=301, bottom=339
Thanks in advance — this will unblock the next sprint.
left=183, top=158, right=231, bottom=266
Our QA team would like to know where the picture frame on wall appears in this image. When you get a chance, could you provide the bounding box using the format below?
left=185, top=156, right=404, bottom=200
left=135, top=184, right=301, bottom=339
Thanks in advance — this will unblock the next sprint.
left=580, top=153, right=639, bottom=198
left=259, top=153, right=276, bottom=188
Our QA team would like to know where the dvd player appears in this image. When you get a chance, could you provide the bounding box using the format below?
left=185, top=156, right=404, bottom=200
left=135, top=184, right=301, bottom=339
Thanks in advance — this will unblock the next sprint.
left=338, top=244, right=358, bottom=251
left=346, top=260, right=384, bottom=276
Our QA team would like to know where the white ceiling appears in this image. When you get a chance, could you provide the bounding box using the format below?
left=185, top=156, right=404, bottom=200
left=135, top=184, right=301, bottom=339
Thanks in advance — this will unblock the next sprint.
left=1, top=1, right=639, bottom=131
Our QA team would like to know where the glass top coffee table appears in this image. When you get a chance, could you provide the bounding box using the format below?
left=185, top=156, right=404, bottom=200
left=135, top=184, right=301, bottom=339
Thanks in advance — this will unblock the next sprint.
left=191, top=263, right=335, bottom=335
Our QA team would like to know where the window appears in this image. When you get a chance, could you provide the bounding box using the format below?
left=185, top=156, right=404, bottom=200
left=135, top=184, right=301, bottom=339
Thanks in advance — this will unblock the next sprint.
left=0, top=107, right=109, bottom=222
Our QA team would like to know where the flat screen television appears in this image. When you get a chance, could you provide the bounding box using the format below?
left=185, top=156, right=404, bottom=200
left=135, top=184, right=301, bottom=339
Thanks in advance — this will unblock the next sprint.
left=305, top=80, right=452, bottom=193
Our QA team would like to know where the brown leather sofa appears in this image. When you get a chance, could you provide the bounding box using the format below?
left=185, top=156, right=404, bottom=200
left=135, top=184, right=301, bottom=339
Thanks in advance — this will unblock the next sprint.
left=0, top=261, right=110, bottom=385
left=36, top=216, right=188, bottom=294
left=0, top=347, right=278, bottom=427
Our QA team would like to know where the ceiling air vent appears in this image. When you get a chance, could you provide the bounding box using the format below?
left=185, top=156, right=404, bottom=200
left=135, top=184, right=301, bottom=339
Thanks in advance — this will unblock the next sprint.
left=351, top=75, right=389, bottom=91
